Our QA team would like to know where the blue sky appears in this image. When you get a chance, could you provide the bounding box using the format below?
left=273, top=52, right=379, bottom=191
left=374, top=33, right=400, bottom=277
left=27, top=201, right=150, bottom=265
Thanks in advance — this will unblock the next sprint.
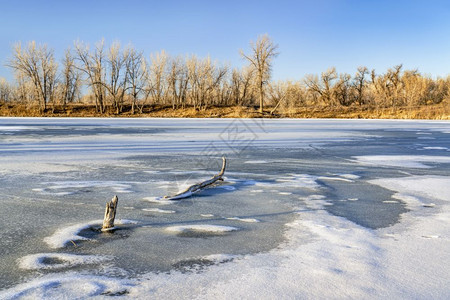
left=1, top=0, right=449, bottom=82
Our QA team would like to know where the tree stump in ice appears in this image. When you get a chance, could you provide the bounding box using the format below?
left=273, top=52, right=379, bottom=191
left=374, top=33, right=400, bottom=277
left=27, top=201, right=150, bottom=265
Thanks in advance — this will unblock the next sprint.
left=102, top=195, right=118, bottom=231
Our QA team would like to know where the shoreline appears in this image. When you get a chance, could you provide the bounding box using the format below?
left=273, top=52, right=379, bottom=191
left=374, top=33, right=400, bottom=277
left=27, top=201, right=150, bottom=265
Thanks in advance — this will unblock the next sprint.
left=0, top=103, right=449, bottom=120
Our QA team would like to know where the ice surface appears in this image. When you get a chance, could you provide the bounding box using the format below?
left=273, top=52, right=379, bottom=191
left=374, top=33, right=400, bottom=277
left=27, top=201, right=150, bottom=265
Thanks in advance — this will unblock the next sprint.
left=1, top=118, right=449, bottom=298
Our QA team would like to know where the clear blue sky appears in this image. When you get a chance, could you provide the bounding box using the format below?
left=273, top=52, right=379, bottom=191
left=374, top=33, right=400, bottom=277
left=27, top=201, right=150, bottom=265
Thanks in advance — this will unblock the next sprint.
left=1, top=0, right=449, bottom=82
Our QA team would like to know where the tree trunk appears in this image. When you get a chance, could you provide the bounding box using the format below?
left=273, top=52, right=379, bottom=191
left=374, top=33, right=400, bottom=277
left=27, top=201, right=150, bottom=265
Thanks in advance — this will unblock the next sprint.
left=102, top=195, right=118, bottom=231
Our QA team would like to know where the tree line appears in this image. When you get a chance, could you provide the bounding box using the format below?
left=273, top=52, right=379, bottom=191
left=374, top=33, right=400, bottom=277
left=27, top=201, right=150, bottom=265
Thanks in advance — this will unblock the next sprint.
left=1, top=35, right=449, bottom=115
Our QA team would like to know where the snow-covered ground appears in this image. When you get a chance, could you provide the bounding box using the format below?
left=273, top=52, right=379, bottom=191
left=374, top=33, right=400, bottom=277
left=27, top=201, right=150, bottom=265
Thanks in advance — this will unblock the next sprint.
left=0, top=118, right=449, bottom=299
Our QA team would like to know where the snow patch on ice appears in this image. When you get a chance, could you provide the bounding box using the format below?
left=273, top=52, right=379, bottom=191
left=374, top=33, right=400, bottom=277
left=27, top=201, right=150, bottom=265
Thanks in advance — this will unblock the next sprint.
left=354, top=155, right=450, bottom=168
left=33, top=181, right=135, bottom=195
left=143, top=196, right=176, bottom=205
left=218, top=185, right=236, bottom=191
left=165, top=224, right=239, bottom=233
left=244, top=160, right=268, bottom=164
left=370, top=176, right=450, bottom=205
left=201, top=214, right=215, bottom=218
left=299, top=195, right=332, bottom=209
left=279, top=192, right=293, bottom=195
left=142, top=208, right=176, bottom=214
left=0, top=126, right=41, bottom=131
left=336, top=173, right=361, bottom=180
left=0, top=274, right=133, bottom=299
left=422, top=146, right=448, bottom=150
left=226, top=217, right=260, bottom=223
left=18, top=253, right=112, bottom=270
left=317, top=176, right=354, bottom=182
left=44, top=219, right=138, bottom=248
left=256, top=174, right=320, bottom=190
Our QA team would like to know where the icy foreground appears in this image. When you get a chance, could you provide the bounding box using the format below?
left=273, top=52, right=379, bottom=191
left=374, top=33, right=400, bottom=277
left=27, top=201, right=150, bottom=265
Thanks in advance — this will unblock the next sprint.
left=0, top=118, right=449, bottom=299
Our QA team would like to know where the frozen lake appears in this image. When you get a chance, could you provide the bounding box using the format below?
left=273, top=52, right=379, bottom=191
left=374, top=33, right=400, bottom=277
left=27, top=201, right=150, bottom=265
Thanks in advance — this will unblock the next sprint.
left=0, top=117, right=449, bottom=299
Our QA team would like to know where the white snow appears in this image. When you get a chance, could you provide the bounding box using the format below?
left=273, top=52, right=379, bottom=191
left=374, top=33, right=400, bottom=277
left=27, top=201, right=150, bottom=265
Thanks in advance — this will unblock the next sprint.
left=18, top=253, right=112, bottom=270
left=44, top=219, right=138, bottom=248
left=278, top=192, right=293, bottom=195
left=256, top=174, right=320, bottom=190
left=336, top=173, right=361, bottom=180
left=165, top=224, right=239, bottom=233
left=226, top=217, right=260, bottom=223
left=422, top=146, right=448, bottom=150
left=370, top=176, right=450, bottom=205
left=34, top=181, right=135, bottom=195
left=0, top=274, right=133, bottom=299
left=218, top=185, right=236, bottom=191
left=143, top=196, right=177, bottom=205
left=142, top=208, right=176, bottom=214
left=317, top=176, right=354, bottom=182
left=244, top=160, right=268, bottom=164
left=353, top=155, right=450, bottom=168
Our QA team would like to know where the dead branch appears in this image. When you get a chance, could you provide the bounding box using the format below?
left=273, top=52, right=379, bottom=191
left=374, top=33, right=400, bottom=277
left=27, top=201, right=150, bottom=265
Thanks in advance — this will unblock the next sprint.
left=164, top=157, right=227, bottom=200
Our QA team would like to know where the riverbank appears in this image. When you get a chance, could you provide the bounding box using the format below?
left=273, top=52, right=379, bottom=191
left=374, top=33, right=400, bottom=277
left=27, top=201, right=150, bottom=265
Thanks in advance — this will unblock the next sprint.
left=0, top=103, right=449, bottom=119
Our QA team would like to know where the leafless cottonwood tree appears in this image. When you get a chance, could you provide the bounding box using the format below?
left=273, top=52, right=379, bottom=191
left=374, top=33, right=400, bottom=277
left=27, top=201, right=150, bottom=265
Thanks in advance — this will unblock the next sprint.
left=304, top=67, right=338, bottom=106
left=333, top=73, right=352, bottom=106
left=0, top=78, right=12, bottom=103
left=353, top=66, right=369, bottom=105
left=74, top=40, right=107, bottom=113
left=60, top=48, right=81, bottom=110
left=186, top=55, right=199, bottom=108
left=125, top=47, right=148, bottom=114
left=8, top=41, right=58, bottom=112
left=166, top=56, right=189, bottom=109
left=105, top=42, right=129, bottom=114
left=149, top=50, right=168, bottom=105
left=241, top=34, right=278, bottom=113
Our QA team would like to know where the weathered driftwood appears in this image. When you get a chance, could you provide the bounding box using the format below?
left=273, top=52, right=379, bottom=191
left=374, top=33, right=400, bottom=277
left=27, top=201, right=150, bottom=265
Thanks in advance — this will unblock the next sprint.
left=164, top=157, right=227, bottom=200
left=102, top=195, right=118, bottom=231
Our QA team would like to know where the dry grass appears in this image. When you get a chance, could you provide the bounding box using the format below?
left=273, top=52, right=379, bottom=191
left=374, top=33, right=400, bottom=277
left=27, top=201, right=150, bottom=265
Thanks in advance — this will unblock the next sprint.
left=0, top=102, right=449, bottom=120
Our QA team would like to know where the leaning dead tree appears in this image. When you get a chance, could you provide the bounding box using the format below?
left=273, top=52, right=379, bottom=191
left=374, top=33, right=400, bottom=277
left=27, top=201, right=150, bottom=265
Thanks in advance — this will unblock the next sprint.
left=164, top=157, right=227, bottom=200
left=102, top=195, right=118, bottom=231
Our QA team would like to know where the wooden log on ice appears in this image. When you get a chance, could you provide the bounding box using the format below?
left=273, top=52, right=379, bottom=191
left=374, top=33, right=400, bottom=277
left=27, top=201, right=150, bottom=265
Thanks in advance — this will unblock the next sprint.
left=163, top=157, right=227, bottom=200
left=102, top=195, right=118, bottom=231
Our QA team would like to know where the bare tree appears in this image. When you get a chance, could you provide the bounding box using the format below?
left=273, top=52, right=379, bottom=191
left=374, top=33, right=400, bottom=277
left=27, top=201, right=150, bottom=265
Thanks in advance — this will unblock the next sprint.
left=74, top=40, right=107, bottom=113
left=268, top=80, right=287, bottom=114
left=167, top=56, right=188, bottom=109
left=105, top=42, right=129, bottom=114
left=304, top=67, right=337, bottom=106
left=241, top=34, right=279, bottom=113
left=186, top=55, right=199, bottom=108
left=8, top=41, right=58, bottom=112
left=353, top=66, right=369, bottom=105
left=60, top=48, right=81, bottom=110
left=149, top=50, right=168, bottom=105
left=333, top=73, right=352, bottom=106
left=0, top=78, right=11, bottom=103
left=125, top=47, right=148, bottom=114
